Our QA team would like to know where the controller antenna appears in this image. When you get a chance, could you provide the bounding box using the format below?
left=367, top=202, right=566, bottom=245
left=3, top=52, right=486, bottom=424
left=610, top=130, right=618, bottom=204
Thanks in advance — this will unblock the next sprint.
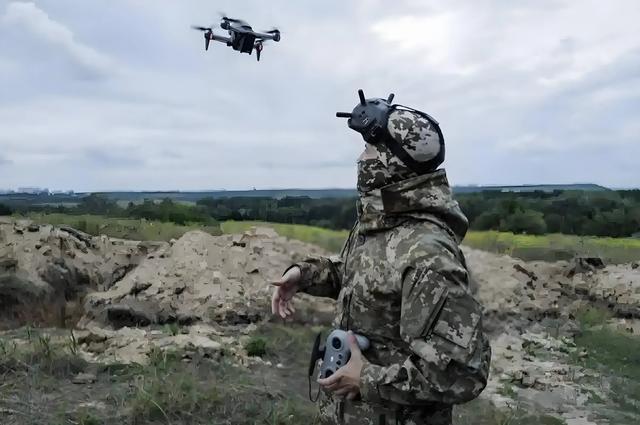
left=387, top=93, right=395, bottom=104
left=336, top=112, right=352, bottom=118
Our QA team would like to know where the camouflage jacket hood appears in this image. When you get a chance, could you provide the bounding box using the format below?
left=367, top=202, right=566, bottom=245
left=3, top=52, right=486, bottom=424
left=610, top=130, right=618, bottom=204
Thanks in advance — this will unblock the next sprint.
left=357, top=169, right=469, bottom=242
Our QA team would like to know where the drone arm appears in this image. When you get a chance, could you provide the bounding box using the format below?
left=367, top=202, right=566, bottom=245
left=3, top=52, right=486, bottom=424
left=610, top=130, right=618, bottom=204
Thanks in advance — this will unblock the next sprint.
left=253, top=31, right=280, bottom=41
left=210, top=34, right=232, bottom=44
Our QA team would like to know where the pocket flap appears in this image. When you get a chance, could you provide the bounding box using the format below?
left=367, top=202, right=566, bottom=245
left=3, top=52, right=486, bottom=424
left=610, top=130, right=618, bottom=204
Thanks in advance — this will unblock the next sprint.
left=401, top=274, right=449, bottom=339
left=432, top=295, right=482, bottom=349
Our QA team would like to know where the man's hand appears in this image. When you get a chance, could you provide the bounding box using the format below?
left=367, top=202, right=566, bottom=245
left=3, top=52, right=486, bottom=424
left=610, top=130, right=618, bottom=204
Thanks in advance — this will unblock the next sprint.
left=271, top=266, right=301, bottom=319
left=317, top=331, right=364, bottom=400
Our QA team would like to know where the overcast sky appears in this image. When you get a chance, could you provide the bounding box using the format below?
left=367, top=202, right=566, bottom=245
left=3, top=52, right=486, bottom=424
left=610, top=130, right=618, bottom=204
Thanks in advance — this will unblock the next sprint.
left=0, top=0, right=638, bottom=191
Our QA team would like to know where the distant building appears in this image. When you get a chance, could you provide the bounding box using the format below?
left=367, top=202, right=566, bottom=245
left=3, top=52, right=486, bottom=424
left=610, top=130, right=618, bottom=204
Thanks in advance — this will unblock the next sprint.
left=17, top=187, right=49, bottom=195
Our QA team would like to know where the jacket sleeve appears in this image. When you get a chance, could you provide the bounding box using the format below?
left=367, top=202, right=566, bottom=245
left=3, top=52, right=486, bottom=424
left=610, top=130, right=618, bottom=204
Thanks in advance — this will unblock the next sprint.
left=359, top=251, right=491, bottom=406
left=285, top=254, right=343, bottom=299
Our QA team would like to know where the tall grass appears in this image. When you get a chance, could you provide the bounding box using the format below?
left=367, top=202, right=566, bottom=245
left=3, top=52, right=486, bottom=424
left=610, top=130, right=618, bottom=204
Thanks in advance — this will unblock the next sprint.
left=464, top=230, right=640, bottom=263
left=26, top=213, right=221, bottom=241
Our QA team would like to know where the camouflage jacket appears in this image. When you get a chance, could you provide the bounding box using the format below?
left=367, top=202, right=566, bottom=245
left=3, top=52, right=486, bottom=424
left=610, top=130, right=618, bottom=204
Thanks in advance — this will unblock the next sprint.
left=293, top=170, right=491, bottom=425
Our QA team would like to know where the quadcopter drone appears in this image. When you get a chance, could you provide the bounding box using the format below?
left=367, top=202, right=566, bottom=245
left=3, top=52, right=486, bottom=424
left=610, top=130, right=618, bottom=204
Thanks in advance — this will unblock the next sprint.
left=191, top=16, right=281, bottom=61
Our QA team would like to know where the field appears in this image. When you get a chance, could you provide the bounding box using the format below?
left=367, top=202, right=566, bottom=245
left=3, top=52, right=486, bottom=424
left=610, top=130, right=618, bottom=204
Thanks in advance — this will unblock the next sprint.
left=18, top=214, right=640, bottom=263
left=26, top=213, right=221, bottom=242
left=464, top=230, right=640, bottom=263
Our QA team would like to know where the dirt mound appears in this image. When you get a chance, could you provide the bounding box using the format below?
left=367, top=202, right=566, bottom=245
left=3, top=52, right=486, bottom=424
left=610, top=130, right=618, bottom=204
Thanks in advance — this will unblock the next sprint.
left=0, top=219, right=151, bottom=328
left=463, top=246, right=640, bottom=424
left=80, top=227, right=330, bottom=330
left=464, top=246, right=640, bottom=326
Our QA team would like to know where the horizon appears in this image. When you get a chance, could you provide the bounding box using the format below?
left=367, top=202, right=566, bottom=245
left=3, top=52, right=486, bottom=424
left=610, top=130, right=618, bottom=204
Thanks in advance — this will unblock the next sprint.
left=3, top=182, right=638, bottom=194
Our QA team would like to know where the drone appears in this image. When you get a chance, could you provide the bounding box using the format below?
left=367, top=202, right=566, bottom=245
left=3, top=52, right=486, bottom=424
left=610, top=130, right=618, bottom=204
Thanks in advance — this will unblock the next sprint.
left=192, top=16, right=281, bottom=61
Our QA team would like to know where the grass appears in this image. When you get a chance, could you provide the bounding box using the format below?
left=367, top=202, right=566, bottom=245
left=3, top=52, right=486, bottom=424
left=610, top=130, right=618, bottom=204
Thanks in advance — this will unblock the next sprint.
left=221, top=221, right=640, bottom=263
left=16, top=214, right=640, bottom=262
left=0, top=328, right=86, bottom=378
left=245, top=336, right=268, bottom=357
left=566, top=306, right=640, bottom=422
left=0, top=326, right=321, bottom=425
left=25, top=213, right=221, bottom=241
left=221, top=220, right=349, bottom=253
left=463, top=230, right=640, bottom=263
left=455, top=398, right=567, bottom=425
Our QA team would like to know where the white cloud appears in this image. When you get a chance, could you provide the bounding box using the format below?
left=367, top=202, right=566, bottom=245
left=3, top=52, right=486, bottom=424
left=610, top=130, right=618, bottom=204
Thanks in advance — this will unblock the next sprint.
left=0, top=0, right=638, bottom=190
left=0, top=1, right=115, bottom=79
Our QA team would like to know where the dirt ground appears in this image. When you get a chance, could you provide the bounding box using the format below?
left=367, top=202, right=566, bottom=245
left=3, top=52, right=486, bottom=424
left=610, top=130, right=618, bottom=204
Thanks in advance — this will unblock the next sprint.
left=1, top=218, right=640, bottom=424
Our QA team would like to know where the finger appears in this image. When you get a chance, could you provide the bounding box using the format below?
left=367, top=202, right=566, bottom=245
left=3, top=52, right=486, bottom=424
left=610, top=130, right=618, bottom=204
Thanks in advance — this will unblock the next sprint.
left=346, top=391, right=358, bottom=400
left=334, top=387, right=350, bottom=396
left=283, top=302, right=292, bottom=317
left=285, top=299, right=295, bottom=315
left=322, top=382, right=342, bottom=391
left=279, top=299, right=288, bottom=319
left=271, top=291, right=279, bottom=315
left=270, top=278, right=284, bottom=287
left=347, top=331, right=361, bottom=358
left=318, top=373, right=342, bottom=386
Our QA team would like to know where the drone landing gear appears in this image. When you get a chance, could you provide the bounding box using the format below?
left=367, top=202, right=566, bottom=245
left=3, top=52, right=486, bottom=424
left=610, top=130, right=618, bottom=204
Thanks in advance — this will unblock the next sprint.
left=255, top=41, right=263, bottom=61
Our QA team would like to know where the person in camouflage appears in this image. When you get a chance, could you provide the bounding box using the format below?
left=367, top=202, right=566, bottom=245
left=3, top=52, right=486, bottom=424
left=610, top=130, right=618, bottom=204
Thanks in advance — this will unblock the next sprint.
left=271, top=105, right=491, bottom=425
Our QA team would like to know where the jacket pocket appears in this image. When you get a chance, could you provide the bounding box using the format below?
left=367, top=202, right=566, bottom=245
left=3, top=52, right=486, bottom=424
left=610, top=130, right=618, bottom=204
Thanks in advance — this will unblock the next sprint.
left=401, top=270, right=450, bottom=340
left=432, top=293, right=482, bottom=349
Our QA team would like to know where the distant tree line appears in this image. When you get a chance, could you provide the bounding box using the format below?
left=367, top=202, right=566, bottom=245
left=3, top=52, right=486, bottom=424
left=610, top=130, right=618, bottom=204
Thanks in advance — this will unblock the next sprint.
left=457, top=190, right=640, bottom=237
left=2, top=189, right=639, bottom=238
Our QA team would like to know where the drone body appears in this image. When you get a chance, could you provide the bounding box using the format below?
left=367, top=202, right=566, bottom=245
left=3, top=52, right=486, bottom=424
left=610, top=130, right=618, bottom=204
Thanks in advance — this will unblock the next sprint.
left=192, top=16, right=280, bottom=61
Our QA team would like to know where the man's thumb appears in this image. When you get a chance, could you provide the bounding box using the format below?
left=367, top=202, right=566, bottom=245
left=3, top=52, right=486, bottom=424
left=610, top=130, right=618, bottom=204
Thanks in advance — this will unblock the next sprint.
left=270, top=276, right=285, bottom=287
left=348, top=331, right=361, bottom=356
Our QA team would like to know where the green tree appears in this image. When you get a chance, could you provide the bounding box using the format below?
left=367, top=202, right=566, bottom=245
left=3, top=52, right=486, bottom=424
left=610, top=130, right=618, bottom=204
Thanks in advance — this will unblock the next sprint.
left=499, top=209, right=547, bottom=235
left=0, top=203, right=12, bottom=215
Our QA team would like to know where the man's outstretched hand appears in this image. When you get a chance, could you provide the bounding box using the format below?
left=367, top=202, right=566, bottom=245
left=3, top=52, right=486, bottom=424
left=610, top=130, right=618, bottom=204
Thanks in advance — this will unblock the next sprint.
left=317, top=331, right=364, bottom=400
left=271, top=266, right=301, bottom=319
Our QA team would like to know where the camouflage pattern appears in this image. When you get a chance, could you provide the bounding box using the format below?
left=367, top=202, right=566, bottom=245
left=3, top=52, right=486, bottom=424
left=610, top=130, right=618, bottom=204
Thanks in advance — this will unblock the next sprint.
left=293, top=170, right=491, bottom=425
left=357, top=109, right=442, bottom=193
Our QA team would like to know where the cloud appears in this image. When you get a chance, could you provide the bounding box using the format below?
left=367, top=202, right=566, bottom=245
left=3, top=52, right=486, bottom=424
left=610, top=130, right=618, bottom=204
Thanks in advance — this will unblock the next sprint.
left=0, top=0, right=638, bottom=190
left=0, top=1, right=115, bottom=81
left=0, top=155, right=12, bottom=166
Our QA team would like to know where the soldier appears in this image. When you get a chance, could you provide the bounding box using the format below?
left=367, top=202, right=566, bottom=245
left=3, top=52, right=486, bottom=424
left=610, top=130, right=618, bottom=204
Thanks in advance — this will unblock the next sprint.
left=271, top=95, right=491, bottom=425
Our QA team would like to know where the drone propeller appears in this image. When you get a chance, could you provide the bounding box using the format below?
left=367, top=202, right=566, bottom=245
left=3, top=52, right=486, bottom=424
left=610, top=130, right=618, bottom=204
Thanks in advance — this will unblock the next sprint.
left=219, top=13, right=241, bottom=23
left=191, top=26, right=213, bottom=50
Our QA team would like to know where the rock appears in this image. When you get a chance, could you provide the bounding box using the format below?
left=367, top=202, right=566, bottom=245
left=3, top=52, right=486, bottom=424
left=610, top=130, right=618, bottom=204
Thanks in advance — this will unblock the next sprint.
left=631, top=262, right=639, bottom=270
left=514, top=264, right=538, bottom=281
left=522, top=375, right=537, bottom=387
left=129, top=281, right=152, bottom=296
left=559, top=320, right=581, bottom=338
left=106, top=304, right=154, bottom=328
left=72, top=372, right=97, bottom=384
left=567, top=257, right=605, bottom=277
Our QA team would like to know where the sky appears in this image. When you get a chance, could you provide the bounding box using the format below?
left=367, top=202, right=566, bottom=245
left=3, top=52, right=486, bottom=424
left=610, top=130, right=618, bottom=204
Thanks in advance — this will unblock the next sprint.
left=0, top=0, right=638, bottom=191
